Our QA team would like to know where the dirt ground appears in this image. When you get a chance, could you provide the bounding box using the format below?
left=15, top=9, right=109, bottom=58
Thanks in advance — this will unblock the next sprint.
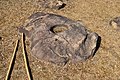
left=0, top=0, right=120, bottom=80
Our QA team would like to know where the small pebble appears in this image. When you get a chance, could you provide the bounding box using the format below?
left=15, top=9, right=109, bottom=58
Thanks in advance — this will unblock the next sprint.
left=53, top=0, right=66, bottom=10
left=39, top=0, right=66, bottom=10
left=110, top=17, right=120, bottom=29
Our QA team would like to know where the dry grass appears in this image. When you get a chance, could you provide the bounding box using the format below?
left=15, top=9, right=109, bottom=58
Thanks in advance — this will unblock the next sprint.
left=0, top=0, right=120, bottom=80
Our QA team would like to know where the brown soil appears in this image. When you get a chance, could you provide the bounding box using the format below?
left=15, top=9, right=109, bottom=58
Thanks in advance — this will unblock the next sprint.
left=0, top=0, right=120, bottom=80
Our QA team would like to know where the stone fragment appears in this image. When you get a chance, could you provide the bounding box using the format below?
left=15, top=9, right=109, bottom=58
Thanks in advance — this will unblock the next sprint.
left=37, top=0, right=66, bottom=10
left=110, top=17, right=120, bottom=29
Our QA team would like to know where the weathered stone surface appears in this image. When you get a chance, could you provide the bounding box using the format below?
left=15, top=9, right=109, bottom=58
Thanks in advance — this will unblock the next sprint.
left=18, top=12, right=100, bottom=65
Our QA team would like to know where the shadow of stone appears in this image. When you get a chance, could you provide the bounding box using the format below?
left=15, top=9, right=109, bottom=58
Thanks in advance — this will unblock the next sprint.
left=93, top=36, right=101, bottom=57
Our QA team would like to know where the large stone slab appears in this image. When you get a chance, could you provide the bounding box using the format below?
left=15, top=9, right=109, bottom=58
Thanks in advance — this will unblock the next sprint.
left=18, top=12, right=100, bottom=65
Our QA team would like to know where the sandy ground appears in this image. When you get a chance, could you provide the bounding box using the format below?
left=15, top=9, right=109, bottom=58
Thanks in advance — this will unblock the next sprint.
left=0, top=0, right=120, bottom=80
